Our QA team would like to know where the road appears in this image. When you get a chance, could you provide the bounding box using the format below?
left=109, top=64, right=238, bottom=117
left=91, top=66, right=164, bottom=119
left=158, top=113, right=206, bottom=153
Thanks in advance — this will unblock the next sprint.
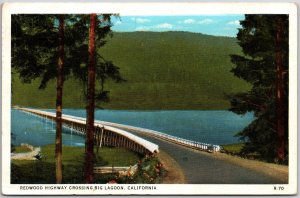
left=18, top=108, right=287, bottom=184
left=119, top=128, right=284, bottom=184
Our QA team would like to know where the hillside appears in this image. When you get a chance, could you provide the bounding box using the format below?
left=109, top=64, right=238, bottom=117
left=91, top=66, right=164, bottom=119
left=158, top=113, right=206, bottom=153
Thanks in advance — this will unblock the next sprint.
left=12, top=31, right=250, bottom=109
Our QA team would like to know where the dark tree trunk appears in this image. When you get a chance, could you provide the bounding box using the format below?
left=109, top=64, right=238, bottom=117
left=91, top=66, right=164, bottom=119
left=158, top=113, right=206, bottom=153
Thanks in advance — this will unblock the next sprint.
left=55, top=15, right=64, bottom=184
left=85, top=13, right=96, bottom=183
left=275, top=16, right=285, bottom=162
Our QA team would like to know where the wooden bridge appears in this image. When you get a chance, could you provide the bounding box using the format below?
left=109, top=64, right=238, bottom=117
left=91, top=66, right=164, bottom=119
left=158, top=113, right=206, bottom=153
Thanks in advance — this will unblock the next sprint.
left=18, top=107, right=159, bottom=155
left=17, top=107, right=221, bottom=154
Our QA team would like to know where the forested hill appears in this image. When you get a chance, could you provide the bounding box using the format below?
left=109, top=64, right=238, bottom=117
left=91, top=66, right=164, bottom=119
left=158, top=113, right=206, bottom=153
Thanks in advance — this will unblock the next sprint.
left=12, top=31, right=250, bottom=109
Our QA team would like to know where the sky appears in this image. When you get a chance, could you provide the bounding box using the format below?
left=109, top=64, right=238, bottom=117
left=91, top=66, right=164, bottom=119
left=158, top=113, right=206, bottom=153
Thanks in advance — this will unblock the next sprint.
left=111, top=15, right=245, bottom=37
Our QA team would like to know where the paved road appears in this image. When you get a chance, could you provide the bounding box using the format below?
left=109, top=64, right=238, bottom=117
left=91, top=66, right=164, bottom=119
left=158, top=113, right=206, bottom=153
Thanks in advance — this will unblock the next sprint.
left=119, top=128, right=283, bottom=184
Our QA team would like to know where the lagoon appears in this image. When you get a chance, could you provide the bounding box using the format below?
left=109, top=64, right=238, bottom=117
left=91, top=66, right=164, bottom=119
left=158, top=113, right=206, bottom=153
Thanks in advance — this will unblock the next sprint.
left=11, top=109, right=254, bottom=147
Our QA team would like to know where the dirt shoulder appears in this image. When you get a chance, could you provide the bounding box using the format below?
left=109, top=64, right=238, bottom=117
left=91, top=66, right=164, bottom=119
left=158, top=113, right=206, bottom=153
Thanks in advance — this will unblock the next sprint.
left=157, top=150, right=186, bottom=184
left=203, top=151, right=288, bottom=183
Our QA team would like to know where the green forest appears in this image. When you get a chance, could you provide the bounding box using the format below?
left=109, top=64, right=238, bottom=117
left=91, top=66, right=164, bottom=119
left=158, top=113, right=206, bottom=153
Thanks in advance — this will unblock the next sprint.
left=12, top=31, right=250, bottom=109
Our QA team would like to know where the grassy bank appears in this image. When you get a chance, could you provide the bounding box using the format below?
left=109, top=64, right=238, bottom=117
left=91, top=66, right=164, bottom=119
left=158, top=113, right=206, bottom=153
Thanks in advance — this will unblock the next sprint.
left=221, top=143, right=245, bottom=155
left=11, top=145, right=141, bottom=184
left=12, top=31, right=250, bottom=110
left=221, top=143, right=264, bottom=162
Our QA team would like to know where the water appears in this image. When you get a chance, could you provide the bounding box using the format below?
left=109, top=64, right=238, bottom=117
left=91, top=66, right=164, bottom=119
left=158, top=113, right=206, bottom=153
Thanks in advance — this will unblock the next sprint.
left=11, top=109, right=85, bottom=147
left=11, top=109, right=254, bottom=146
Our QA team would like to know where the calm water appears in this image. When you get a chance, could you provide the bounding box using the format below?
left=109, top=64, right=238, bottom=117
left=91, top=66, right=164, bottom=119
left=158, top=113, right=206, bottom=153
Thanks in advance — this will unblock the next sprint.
left=11, top=109, right=254, bottom=146
left=11, top=109, right=85, bottom=147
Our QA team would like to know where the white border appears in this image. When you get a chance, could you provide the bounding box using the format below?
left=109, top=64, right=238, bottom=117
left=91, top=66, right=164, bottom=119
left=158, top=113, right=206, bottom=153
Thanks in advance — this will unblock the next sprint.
left=1, top=2, right=298, bottom=195
left=1, top=2, right=298, bottom=15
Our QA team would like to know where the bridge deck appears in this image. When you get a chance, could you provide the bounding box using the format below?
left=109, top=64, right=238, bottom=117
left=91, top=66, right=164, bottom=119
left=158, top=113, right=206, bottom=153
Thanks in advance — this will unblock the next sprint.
left=18, top=108, right=159, bottom=154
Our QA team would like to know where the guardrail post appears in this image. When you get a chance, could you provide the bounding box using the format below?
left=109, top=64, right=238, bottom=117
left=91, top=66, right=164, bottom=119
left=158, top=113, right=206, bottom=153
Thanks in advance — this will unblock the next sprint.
left=99, top=127, right=104, bottom=148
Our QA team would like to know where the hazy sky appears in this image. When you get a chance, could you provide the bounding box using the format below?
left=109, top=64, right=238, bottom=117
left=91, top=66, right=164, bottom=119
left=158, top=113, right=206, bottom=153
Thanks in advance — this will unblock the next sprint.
left=111, top=15, right=244, bottom=37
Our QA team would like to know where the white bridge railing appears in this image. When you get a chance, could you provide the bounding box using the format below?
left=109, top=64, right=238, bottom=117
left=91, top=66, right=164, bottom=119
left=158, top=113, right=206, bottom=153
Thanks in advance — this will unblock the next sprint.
left=93, top=164, right=138, bottom=176
left=92, top=120, right=222, bottom=152
left=142, top=130, right=221, bottom=152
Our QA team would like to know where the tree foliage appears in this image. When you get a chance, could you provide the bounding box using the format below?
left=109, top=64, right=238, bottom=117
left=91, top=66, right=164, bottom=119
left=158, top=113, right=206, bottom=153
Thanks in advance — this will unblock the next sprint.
left=67, top=15, right=124, bottom=108
left=229, top=15, right=288, bottom=163
left=11, top=14, right=123, bottom=105
left=12, top=15, right=57, bottom=86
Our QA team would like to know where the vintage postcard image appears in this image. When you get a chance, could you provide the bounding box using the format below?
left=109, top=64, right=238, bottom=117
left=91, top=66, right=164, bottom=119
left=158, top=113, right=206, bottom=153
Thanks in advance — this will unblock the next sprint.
left=1, top=2, right=297, bottom=195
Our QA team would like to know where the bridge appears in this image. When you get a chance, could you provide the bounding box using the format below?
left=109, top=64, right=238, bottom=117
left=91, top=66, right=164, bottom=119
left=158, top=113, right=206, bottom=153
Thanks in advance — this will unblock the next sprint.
left=18, top=107, right=159, bottom=155
left=17, top=107, right=221, bottom=154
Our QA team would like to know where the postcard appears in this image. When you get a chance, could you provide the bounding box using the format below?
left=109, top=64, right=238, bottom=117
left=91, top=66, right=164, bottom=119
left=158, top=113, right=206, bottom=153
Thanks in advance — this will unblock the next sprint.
left=1, top=2, right=297, bottom=195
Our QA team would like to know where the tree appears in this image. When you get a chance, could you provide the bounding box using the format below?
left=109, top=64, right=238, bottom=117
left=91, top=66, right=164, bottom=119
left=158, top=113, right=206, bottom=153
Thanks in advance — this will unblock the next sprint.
left=275, top=16, right=286, bottom=162
left=12, top=15, right=81, bottom=183
left=12, top=15, right=65, bottom=183
left=229, top=15, right=288, bottom=163
left=85, top=13, right=96, bottom=184
left=55, top=15, right=65, bottom=184
left=68, top=14, right=123, bottom=183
